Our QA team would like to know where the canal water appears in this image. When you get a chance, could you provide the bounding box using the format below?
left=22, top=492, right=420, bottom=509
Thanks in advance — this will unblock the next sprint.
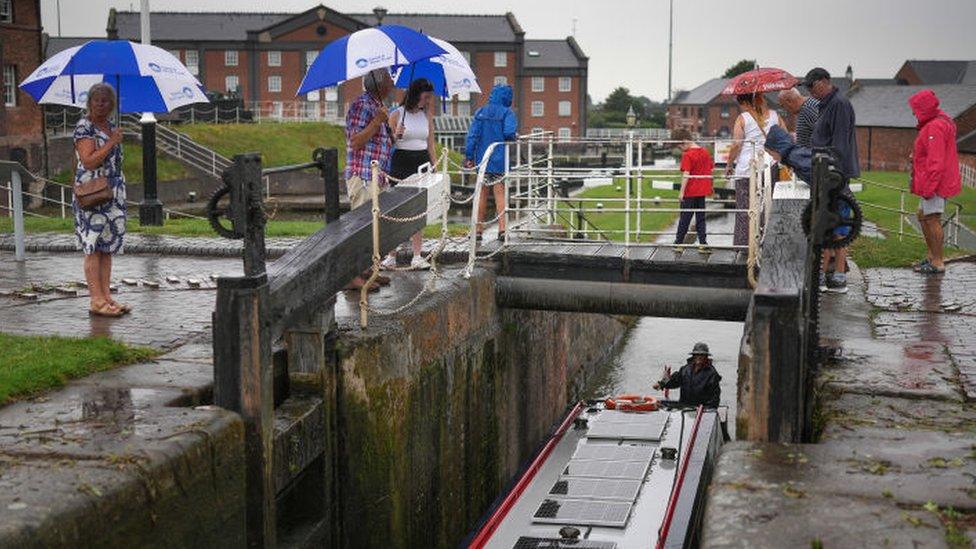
left=585, top=211, right=742, bottom=437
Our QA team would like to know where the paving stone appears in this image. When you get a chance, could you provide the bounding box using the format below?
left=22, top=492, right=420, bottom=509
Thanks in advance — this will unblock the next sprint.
left=704, top=442, right=963, bottom=549
left=865, top=263, right=976, bottom=315
left=821, top=393, right=976, bottom=437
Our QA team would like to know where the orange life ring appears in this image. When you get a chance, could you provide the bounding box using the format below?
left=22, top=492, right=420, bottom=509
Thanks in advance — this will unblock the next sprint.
left=605, top=394, right=658, bottom=412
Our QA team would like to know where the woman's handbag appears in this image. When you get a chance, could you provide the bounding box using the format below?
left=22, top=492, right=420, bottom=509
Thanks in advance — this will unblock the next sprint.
left=74, top=176, right=113, bottom=210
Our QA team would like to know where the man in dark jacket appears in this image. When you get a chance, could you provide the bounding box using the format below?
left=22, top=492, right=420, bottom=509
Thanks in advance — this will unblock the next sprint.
left=805, top=67, right=860, bottom=294
left=653, top=342, right=722, bottom=408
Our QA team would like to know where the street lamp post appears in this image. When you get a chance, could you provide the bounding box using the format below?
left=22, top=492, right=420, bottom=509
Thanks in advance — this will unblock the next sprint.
left=626, top=106, right=638, bottom=194
left=138, top=0, right=163, bottom=225
left=373, top=6, right=387, bottom=26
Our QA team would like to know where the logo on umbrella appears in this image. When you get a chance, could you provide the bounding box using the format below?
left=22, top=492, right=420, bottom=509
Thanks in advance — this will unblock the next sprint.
left=148, top=62, right=184, bottom=75
left=355, top=58, right=369, bottom=69
left=169, top=86, right=195, bottom=100
left=77, top=91, right=89, bottom=103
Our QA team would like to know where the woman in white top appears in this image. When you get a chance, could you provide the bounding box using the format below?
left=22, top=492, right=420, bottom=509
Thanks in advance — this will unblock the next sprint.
left=725, top=93, right=780, bottom=246
left=384, top=78, right=438, bottom=270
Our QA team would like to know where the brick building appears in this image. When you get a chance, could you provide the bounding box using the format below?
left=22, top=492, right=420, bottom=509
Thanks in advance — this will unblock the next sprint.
left=0, top=0, right=45, bottom=173
left=849, top=84, right=976, bottom=171
left=960, top=129, right=976, bottom=172
left=93, top=5, right=587, bottom=137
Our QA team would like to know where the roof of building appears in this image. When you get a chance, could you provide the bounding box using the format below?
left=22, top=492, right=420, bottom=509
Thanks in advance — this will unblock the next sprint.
left=850, top=84, right=976, bottom=128
left=349, top=13, right=519, bottom=43
left=670, top=78, right=729, bottom=105
left=958, top=128, right=976, bottom=154
left=854, top=78, right=901, bottom=87
left=113, top=11, right=293, bottom=42
left=902, top=60, right=976, bottom=85
left=43, top=35, right=99, bottom=58
left=111, top=9, right=521, bottom=44
left=523, top=38, right=586, bottom=69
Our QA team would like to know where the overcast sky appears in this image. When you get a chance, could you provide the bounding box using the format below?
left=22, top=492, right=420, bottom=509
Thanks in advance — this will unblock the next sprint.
left=40, top=0, right=976, bottom=102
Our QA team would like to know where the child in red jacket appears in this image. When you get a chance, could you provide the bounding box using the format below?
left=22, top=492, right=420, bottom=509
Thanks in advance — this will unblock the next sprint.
left=909, top=89, right=961, bottom=274
left=673, top=128, right=714, bottom=246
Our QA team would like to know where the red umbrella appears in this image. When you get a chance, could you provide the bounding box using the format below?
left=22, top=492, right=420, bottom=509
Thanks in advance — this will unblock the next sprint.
left=721, top=67, right=798, bottom=95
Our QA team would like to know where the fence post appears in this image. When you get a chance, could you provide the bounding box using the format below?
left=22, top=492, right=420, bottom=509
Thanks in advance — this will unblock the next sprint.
left=317, top=147, right=340, bottom=224
left=899, top=191, right=905, bottom=242
left=546, top=134, right=554, bottom=226
left=360, top=161, right=381, bottom=328
left=190, top=108, right=195, bottom=124
left=11, top=170, right=25, bottom=261
left=213, top=273, right=275, bottom=548
left=60, top=185, right=66, bottom=219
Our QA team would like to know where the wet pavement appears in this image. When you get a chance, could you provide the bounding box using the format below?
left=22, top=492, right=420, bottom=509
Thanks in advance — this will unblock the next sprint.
left=703, top=260, right=976, bottom=548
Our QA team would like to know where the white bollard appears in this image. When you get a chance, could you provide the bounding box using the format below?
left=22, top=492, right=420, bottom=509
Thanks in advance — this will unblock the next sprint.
left=12, top=171, right=25, bottom=261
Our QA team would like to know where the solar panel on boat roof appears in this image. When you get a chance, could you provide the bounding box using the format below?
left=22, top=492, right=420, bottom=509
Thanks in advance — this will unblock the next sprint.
left=533, top=497, right=634, bottom=528
left=572, top=443, right=654, bottom=462
left=562, top=458, right=651, bottom=480
left=513, top=537, right=617, bottom=549
left=586, top=412, right=669, bottom=441
left=548, top=477, right=643, bottom=501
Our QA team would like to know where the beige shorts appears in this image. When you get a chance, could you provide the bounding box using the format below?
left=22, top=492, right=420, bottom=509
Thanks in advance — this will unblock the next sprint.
left=347, top=175, right=388, bottom=210
left=919, top=196, right=945, bottom=216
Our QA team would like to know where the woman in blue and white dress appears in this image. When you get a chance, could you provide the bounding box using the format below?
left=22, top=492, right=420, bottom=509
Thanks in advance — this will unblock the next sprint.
left=73, top=83, right=129, bottom=317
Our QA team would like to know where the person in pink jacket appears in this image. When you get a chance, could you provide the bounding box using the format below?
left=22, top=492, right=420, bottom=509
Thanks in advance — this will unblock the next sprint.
left=909, top=89, right=961, bottom=274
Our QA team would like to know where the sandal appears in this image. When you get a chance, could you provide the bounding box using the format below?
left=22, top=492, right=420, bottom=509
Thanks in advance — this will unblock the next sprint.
left=912, top=258, right=931, bottom=272
left=917, top=263, right=945, bottom=275
left=89, top=301, right=125, bottom=318
left=110, top=300, right=133, bottom=314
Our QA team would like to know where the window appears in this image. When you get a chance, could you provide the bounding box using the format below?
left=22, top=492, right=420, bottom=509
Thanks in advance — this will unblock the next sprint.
left=225, top=50, right=238, bottom=67
left=168, top=49, right=181, bottom=61
left=324, top=86, right=338, bottom=101
left=720, top=105, right=730, bottom=119
left=267, top=51, right=281, bottom=67
left=325, top=101, right=338, bottom=119
left=457, top=90, right=471, bottom=102
left=268, top=75, right=282, bottom=93
left=559, top=77, right=572, bottom=92
left=494, top=51, right=507, bottom=67
left=457, top=102, right=470, bottom=117
left=558, top=100, right=571, bottom=117
left=558, top=127, right=571, bottom=140
left=225, top=75, right=239, bottom=93
left=272, top=101, right=283, bottom=118
left=681, top=107, right=688, bottom=117
left=306, top=50, right=318, bottom=72
left=531, top=101, right=544, bottom=117
left=3, top=65, right=16, bottom=107
left=307, top=90, right=320, bottom=102
left=460, top=51, right=471, bottom=64
left=493, top=76, right=507, bottom=86
left=531, top=77, right=545, bottom=92
left=0, top=0, right=11, bottom=23
left=185, top=50, right=199, bottom=76
left=531, top=127, right=544, bottom=134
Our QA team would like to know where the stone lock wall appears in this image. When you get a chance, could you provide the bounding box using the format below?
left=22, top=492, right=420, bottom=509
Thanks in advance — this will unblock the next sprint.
left=333, top=271, right=629, bottom=548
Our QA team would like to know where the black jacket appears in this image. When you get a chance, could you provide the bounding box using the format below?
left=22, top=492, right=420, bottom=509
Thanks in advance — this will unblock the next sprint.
left=660, top=358, right=722, bottom=408
left=811, top=88, right=860, bottom=178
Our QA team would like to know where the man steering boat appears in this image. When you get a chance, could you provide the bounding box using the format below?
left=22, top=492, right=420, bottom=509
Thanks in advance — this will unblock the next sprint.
left=653, top=342, right=722, bottom=408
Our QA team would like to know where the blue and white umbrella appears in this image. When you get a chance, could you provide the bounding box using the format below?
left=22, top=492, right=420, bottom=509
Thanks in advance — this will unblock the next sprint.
left=19, top=40, right=208, bottom=113
left=393, top=37, right=481, bottom=98
left=297, top=25, right=446, bottom=94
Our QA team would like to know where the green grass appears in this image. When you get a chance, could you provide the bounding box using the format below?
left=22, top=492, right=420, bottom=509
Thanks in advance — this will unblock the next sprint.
left=179, top=122, right=347, bottom=169
left=122, top=138, right=189, bottom=182
left=0, top=333, right=157, bottom=404
left=851, top=170, right=975, bottom=268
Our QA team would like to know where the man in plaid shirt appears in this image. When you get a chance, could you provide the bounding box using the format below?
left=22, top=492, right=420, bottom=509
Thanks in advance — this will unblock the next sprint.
left=345, top=67, right=394, bottom=210
left=344, top=67, right=394, bottom=291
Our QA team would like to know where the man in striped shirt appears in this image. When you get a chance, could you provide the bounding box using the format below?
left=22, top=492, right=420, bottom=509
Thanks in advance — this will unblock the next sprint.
left=778, top=88, right=820, bottom=147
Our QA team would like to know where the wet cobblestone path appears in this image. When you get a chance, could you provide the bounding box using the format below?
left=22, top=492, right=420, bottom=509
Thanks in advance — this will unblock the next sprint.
left=0, top=252, right=244, bottom=349
left=704, top=261, right=976, bottom=548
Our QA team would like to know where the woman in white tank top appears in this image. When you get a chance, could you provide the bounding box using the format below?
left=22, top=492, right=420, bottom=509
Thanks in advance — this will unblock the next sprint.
left=725, top=93, right=779, bottom=245
left=384, top=78, right=437, bottom=270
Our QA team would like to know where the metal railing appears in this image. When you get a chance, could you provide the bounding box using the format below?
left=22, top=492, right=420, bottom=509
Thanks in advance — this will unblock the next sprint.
left=961, top=162, right=976, bottom=190
left=854, top=176, right=967, bottom=247
left=458, top=132, right=771, bottom=287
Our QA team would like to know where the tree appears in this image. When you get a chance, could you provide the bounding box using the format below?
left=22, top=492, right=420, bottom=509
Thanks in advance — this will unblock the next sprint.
left=603, top=87, right=634, bottom=114
left=723, top=59, right=757, bottom=78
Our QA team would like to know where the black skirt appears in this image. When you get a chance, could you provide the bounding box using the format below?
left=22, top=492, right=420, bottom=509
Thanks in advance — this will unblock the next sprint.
left=389, top=149, right=431, bottom=185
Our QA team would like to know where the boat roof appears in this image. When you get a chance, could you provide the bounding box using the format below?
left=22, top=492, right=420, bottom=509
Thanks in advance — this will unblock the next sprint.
left=476, top=404, right=719, bottom=549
